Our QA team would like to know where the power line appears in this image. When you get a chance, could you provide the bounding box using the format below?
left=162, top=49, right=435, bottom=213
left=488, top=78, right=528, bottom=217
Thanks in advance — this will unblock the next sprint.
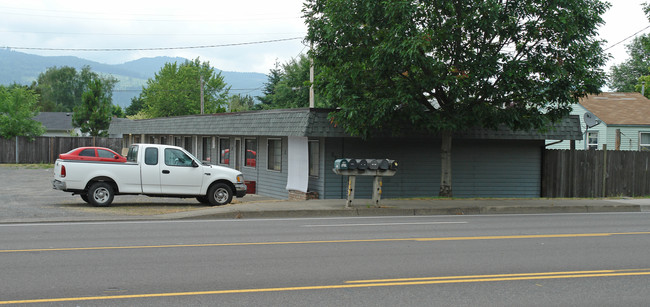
left=4, top=37, right=303, bottom=52
left=604, top=25, right=650, bottom=51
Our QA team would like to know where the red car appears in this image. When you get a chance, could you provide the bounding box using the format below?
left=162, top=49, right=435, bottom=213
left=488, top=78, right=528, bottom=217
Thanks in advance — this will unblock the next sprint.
left=58, top=147, right=127, bottom=163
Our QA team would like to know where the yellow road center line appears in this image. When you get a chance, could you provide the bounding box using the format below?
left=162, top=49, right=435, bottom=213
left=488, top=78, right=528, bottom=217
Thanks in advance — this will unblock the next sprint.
left=2, top=232, right=650, bottom=253
left=2, top=269, right=650, bottom=305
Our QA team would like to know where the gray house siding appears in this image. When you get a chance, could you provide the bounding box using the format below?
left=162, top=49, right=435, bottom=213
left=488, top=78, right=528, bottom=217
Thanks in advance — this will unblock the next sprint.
left=256, top=136, right=289, bottom=199
left=109, top=109, right=579, bottom=200
left=323, top=138, right=542, bottom=199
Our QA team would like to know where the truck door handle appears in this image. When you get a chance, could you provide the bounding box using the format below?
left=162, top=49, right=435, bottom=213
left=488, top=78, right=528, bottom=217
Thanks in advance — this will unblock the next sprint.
left=162, top=170, right=170, bottom=174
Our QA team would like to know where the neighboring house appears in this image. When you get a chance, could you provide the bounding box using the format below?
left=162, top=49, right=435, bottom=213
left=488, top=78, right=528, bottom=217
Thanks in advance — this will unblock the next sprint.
left=32, top=112, right=81, bottom=137
left=108, top=108, right=581, bottom=200
left=547, top=92, right=650, bottom=151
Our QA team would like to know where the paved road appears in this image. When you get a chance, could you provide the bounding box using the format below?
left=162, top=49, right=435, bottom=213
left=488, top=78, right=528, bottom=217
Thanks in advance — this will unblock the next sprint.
left=2, top=212, right=650, bottom=306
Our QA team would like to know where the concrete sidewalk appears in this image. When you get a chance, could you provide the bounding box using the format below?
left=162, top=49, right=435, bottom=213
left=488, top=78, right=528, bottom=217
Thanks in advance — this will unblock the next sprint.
left=156, top=196, right=650, bottom=220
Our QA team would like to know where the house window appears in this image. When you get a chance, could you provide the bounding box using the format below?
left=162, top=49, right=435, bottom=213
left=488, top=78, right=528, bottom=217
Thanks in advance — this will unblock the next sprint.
left=245, top=138, right=257, bottom=168
left=149, top=136, right=156, bottom=144
left=184, top=136, right=193, bottom=152
left=219, top=138, right=230, bottom=165
left=640, top=132, right=650, bottom=151
left=133, top=135, right=141, bottom=143
left=308, top=140, right=319, bottom=177
left=160, top=136, right=167, bottom=145
left=202, top=137, right=212, bottom=162
left=268, top=139, right=282, bottom=171
left=174, top=136, right=182, bottom=147
left=587, top=131, right=598, bottom=150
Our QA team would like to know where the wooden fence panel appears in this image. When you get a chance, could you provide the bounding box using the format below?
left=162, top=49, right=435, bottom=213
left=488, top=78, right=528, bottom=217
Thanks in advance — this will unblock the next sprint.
left=543, top=149, right=650, bottom=198
left=0, top=136, right=123, bottom=164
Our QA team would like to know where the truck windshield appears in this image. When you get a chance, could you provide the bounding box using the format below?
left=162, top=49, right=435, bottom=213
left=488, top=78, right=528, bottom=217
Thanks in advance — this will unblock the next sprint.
left=126, top=145, right=139, bottom=163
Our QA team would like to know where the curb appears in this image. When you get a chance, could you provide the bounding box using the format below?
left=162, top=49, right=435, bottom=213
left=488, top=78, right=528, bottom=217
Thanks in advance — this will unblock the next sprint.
left=171, top=204, right=644, bottom=220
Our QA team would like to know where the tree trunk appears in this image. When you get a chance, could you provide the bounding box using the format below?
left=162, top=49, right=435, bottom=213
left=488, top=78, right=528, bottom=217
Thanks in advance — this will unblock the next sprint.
left=439, top=130, right=453, bottom=197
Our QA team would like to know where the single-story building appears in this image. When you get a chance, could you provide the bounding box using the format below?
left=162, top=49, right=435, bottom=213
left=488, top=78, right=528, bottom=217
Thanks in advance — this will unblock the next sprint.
left=108, top=108, right=582, bottom=199
left=546, top=92, right=650, bottom=151
left=33, top=112, right=81, bottom=137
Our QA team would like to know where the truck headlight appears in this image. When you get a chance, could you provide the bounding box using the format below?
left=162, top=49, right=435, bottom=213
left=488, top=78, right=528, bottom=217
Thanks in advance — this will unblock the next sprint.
left=237, top=175, right=244, bottom=183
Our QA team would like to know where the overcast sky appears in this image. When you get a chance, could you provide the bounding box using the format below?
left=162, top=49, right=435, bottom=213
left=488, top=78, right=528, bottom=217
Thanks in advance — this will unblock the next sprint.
left=1, top=0, right=649, bottom=76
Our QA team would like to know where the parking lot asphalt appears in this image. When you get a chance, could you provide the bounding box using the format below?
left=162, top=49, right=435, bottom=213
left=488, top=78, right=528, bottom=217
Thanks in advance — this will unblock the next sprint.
left=1, top=166, right=649, bottom=224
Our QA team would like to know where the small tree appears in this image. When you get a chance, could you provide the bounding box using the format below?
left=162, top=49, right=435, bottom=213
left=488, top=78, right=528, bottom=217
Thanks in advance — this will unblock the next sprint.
left=0, top=85, right=45, bottom=139
left=72, top=78, right=114, bottom=137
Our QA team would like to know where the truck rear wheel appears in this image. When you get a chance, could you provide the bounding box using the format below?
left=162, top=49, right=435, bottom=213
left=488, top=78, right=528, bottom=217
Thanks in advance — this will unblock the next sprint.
left=208, top=183, right=233, bottom=206
left=87, top=182, right=114, bottom=207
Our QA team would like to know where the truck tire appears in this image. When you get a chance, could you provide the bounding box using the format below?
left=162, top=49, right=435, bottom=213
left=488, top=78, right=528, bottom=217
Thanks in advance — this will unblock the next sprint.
left=80, top=194, right=89, bottom=203
left=87, top=182, right=114, bottom=207
left=196, top=196, right=210, bottom=205
left=208, top=183, right=233, bottom=206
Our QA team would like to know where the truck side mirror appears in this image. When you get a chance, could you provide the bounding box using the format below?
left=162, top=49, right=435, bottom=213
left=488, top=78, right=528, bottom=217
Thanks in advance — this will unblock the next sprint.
left=192, top=160, right=199, bottom=168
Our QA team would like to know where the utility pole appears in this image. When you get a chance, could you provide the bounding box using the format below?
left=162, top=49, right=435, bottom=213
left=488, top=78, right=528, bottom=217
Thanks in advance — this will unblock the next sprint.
left=309, top=43, right=315, bottom=109
left=200, top=75, right=205, bottom=114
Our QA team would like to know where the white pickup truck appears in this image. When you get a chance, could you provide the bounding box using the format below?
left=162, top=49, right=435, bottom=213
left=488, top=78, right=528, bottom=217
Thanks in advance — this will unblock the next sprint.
left=52, top=143, right=247, bottom=207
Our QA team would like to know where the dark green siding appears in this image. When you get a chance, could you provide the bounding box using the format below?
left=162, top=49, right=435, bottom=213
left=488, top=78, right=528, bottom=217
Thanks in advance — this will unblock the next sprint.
left=323, top=138, right=542, bottom=199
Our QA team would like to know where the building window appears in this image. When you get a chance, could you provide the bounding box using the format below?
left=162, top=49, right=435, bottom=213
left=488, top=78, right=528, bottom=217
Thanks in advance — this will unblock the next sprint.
left=160, top=136, right=167, bottom=145
left=219, top=138, right=230, bottom=165
left=268, top=139, right=282, bottom=171
left=184, top=136, right=193, bottom=152
left=202, top=137, right=212, bottom=162
left=587, top=131, right=598, bottom=150
left=149, top=136, right=156, bottom=144
left=308, top=140, right=319, bottom=177
left=174, top=136, right=182, bottom=147
left=245, top=138, right=257, bottom=168
left=640, top=132, right=650, bottom=151
left=133, top=135, right=141, bottom=143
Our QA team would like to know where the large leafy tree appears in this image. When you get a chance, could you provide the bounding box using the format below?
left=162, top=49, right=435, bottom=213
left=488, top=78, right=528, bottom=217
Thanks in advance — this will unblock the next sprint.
left=0, top=85, right=45, bottom=139
left=304, top=0, right=609, bottom=197
left=72, top=77, right=116, bottom=137
left=139, top=58, right=230, bottom=118
left=32, top=65, right=101, bottom=112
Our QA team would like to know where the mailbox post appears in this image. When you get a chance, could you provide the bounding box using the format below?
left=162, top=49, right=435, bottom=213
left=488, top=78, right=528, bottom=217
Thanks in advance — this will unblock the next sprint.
left=333, top=159, right=398, bottom=208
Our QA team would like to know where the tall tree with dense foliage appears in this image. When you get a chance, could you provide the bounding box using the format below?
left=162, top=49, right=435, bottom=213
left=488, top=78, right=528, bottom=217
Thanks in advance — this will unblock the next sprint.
left=304, top=0, right=609, bottom=197
left=72, top=78, right=115, bottom=136
left=32, top=65, right=105, bottom=112
left=0, top=85, right=45, bottom=139
left=139, top=58, right=230, bottom=118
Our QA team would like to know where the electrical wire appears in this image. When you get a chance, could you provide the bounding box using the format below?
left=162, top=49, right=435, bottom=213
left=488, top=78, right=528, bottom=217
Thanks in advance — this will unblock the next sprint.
left=603, top=25, right=650, bottom=51
left=4, top=37, right=303, bottom=52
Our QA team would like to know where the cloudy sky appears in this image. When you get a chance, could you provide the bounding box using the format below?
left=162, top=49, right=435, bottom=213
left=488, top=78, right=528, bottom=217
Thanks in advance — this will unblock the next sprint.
left=1, top=0, right=649, bottom=75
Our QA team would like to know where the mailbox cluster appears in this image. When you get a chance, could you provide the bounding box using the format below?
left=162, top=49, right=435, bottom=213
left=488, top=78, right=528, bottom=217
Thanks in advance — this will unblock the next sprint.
left=334, top=159, right=398, bottom=172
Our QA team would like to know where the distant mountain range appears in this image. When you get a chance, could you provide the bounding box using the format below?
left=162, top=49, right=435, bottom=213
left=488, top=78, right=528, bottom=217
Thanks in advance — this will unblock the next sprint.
left=0, top=49, right=268, bottom=108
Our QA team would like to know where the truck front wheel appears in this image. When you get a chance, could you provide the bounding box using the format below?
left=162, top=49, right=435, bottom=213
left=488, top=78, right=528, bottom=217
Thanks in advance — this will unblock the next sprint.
left=87, top=182, right=114, bottom=207
left=208, top=183, right=233, bottom=206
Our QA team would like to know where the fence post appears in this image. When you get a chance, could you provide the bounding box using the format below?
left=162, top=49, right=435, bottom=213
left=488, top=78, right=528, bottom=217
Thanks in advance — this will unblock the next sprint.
left=602, top=144, right=607, bottom=197
left=15, top=136, right=18, bottom=164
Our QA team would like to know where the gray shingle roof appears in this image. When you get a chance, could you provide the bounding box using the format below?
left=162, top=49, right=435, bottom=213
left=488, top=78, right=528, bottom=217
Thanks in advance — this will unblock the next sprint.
left=32, top=112, right=74, bottom=131
left=108, top=109, right=582, bottom=140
